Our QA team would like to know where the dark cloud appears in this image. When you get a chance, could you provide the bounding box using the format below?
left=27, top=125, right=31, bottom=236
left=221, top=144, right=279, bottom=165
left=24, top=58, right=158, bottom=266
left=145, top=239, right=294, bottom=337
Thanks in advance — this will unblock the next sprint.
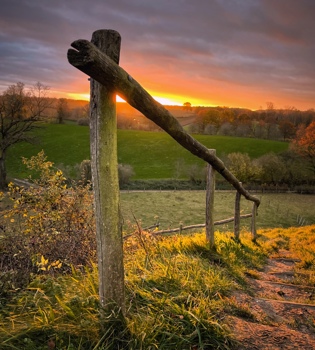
left=0, top=0, right=314, bottom=109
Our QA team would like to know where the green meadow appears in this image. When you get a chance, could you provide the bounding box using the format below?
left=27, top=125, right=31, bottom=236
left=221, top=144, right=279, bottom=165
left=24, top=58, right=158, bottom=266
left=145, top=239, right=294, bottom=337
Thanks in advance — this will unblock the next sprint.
left=8, top=123, right=288, bottom=180
left=120, top=191, right=315, bottom=232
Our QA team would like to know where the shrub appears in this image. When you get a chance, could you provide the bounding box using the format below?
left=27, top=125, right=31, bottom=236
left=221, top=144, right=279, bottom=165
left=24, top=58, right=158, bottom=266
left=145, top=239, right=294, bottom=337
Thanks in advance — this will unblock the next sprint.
left=0, top=151, right=96, bottom=293
left=77, top=118, right=89, bottom=126
left=225, top=152, right=260, bottom=183
left=255, top=152, right=287, bottom=185
left=118, top=163, right=135, bottom=185
left=186, top=163, right=206, bottom=184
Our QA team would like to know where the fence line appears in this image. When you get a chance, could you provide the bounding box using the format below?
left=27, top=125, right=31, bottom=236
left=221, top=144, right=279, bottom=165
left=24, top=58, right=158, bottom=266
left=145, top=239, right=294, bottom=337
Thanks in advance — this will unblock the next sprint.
left=122, top=160, right=258, bottom=241
left=151, top=213, right=253, bottom=236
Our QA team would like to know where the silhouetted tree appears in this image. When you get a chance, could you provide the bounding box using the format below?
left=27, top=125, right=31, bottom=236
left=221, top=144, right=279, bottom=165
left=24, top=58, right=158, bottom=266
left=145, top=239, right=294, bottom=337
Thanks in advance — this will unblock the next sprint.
left=279, top=120, right=296, bottom=141
left=56, top=98, right=70, bottom=124
left=183, top=101, right=192, bottom=111
left=0, top=82, right=51, bottom=189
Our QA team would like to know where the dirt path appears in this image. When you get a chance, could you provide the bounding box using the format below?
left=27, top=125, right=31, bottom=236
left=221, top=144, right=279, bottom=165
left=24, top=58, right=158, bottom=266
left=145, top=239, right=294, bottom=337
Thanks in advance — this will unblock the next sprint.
left=228, top=249, right=315, bottom=349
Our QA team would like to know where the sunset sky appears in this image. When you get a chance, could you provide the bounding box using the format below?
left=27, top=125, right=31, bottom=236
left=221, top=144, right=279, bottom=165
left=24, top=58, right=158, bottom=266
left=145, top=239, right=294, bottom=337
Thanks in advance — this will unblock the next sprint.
left=0, top=0, right=315, bottom=110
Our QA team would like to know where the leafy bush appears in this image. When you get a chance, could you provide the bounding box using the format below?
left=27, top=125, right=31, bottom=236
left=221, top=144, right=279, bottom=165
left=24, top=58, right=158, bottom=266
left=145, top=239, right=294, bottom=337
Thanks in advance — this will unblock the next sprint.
left=225, top=152, right=260, bottom=184
left=0, top=151, right=96, bottom=294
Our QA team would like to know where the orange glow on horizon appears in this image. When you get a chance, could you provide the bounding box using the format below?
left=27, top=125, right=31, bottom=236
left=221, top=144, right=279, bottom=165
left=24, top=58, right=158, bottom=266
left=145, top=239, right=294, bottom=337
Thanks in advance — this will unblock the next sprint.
left=67, top=93, right=90, bottom=101
left=65, top=91, right=214, bottom=107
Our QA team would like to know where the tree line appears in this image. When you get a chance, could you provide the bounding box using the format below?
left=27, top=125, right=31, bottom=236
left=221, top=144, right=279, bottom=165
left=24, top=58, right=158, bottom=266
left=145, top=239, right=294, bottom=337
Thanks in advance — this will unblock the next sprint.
left=1, top=82, right=314, bottom=190
left=189, top=103, right=315, bottom=141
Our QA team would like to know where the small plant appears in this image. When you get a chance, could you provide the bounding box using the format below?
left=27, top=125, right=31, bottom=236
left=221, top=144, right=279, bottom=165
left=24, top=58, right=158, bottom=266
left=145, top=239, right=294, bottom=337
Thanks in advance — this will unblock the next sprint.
left=35, top=254, right=63, bottom=272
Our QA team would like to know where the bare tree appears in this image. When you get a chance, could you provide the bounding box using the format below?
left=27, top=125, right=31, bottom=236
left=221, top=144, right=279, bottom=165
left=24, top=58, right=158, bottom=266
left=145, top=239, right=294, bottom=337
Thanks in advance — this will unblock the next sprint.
left=56, top=98, right=70, bottom=124
left=0, top=82, right=51, bottom=189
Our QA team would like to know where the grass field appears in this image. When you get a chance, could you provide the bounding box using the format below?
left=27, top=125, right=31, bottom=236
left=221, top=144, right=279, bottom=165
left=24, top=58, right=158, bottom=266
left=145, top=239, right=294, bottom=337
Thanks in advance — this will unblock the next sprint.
left=7, top=123, right=288, bottom=180
left=120, top=191, right=315, bottom=232
left=2, top=222, right=315, bottom=348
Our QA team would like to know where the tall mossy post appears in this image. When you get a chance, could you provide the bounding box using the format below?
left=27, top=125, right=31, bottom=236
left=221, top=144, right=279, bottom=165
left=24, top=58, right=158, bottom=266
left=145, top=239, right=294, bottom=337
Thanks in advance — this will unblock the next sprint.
left=89, top=30, right=125, bottom=317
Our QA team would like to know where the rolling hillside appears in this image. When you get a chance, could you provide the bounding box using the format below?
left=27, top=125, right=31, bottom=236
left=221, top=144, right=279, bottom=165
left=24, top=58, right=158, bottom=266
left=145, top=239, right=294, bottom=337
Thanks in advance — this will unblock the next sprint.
left=8, top=124, right=288, bottom=180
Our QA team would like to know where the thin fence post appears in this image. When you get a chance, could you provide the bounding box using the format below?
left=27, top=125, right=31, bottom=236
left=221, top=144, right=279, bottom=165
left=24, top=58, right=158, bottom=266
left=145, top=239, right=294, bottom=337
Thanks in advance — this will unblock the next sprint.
left=251, top=202, right=258, bottom=241
left=89, top=30, right=125, bottom=315
left=234, top=183, right=241, bottom=241
left=206, top=149, right=216, bottom=248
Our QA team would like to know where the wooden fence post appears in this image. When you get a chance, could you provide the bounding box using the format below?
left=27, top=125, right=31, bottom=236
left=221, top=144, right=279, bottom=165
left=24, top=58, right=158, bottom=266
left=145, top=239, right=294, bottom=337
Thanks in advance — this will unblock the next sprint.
left=234, top=184, right=241, bottom=241
left=89, top=30, right=125, bottom=315
left=206, top=149, right=216, bottom=248
left=251, top=202, right=258, bottom=241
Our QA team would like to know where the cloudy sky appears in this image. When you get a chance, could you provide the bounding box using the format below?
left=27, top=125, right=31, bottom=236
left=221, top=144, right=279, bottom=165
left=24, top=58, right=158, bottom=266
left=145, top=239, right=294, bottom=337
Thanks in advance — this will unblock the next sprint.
left=1, top=0, right=314, bottom=110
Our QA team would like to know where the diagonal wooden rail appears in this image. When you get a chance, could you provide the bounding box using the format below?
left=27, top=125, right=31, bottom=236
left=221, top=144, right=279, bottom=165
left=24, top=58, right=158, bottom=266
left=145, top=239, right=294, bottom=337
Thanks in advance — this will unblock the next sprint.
left=67, top=39, right=260, bottom=208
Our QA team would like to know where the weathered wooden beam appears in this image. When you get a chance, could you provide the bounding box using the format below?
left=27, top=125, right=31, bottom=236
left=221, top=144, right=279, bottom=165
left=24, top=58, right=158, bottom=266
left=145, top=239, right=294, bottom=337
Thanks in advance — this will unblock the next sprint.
left=152, top=213, right=253, bottom=235
left=89, top=30, right=125, bottom=315
left=67, top=39, right=260, bottom=207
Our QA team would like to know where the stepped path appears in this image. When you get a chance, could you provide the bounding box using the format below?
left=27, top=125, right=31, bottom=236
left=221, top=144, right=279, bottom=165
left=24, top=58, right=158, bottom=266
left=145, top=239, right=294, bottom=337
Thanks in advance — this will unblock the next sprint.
left=228, top=249, right=315, bottom=349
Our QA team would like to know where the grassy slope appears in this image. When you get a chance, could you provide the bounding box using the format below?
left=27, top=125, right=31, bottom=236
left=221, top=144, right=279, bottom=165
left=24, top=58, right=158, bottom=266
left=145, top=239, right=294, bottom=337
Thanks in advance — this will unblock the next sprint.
left=2, top=226, right=315, bottom=349
left=118, top=130, right=288, bottom=178
left=8, top=124, right=288, bottom=180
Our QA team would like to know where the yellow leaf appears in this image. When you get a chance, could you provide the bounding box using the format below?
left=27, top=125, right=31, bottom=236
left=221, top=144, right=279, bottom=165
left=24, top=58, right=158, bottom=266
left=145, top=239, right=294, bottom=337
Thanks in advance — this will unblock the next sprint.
left=40, top=255, right=48, bottom=265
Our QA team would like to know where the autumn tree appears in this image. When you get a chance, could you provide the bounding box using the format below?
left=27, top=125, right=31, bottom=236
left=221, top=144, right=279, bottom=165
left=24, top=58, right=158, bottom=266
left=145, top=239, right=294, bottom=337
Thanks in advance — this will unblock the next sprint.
left=292, top=121, right=315, bottom=173
left=279, top=120, right=296, bottom=141
left=195, top=108, right=222, bottom=134
left=255, top=153, right=287, bottom=185
left=0, top=82, right=51, bottom=189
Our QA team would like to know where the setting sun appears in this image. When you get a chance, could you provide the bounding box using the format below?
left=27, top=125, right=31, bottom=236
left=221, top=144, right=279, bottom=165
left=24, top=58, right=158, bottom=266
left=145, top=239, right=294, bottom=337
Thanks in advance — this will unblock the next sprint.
left=66, top=92, right=188, bottom=106
left=67, top=93, right=90, bottom=101
left=65, top=91, right=212, bottom=107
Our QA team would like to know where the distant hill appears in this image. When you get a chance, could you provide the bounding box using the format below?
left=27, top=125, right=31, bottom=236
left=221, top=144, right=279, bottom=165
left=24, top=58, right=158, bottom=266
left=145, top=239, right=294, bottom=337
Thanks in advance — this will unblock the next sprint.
left=45, top=99, right=197, bottom=127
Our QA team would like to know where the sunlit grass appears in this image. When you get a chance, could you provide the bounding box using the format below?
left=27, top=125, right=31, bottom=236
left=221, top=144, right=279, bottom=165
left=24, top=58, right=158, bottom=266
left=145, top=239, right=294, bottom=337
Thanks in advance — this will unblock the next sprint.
left=0, top=231, right=266, bottom=349
left=2, top=224, right=315, bottom=349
